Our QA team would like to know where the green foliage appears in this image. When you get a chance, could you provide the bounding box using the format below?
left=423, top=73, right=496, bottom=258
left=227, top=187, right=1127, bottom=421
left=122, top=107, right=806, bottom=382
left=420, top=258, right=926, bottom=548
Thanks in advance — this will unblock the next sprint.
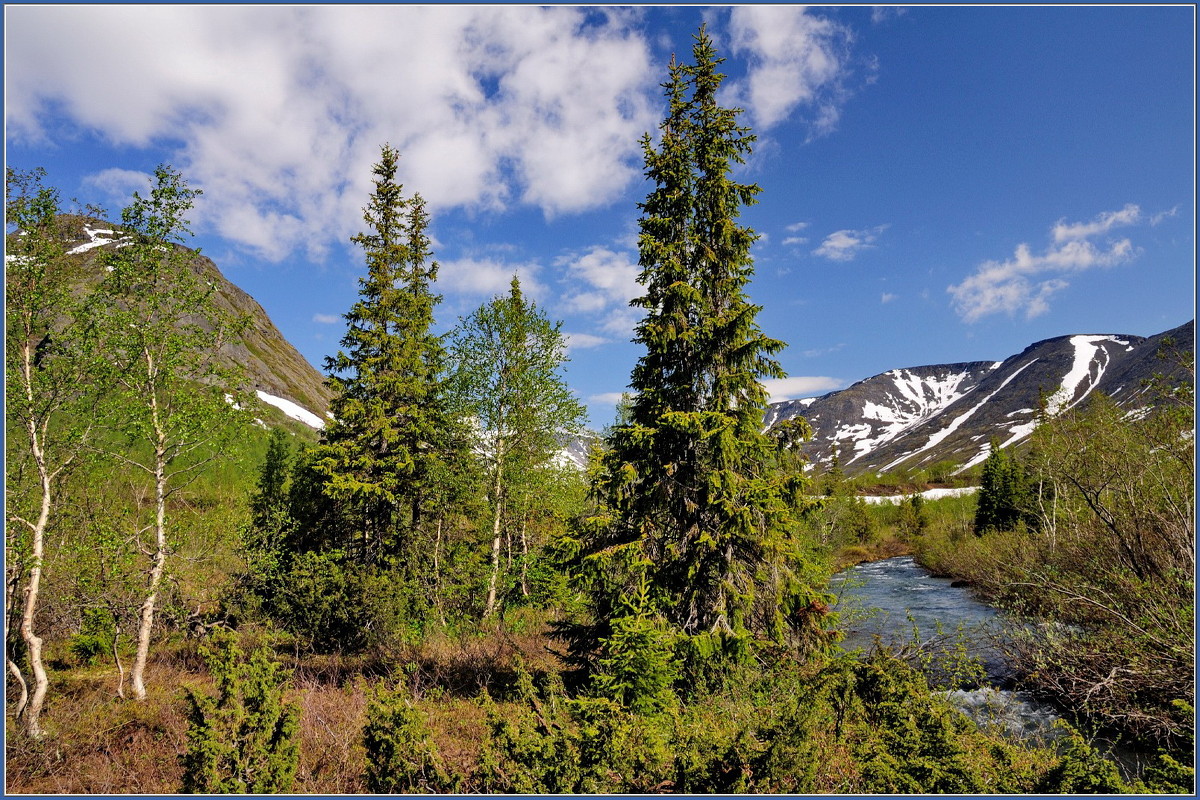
left=67, top=608, right=117, bottom=666
left=566, top=27, right=826, bottom=677
left=94, top=164, right=251, bottom=698
left=448, top=276, right=586, bottom=617
left=836, top=650, right=1031, bottom=794
left=1138, top=750, right=1196, bottom=794
left=310, top=144, right=470, bottom=569
left=591, top=576, right=679, bottom=715
left=362, top=683, right=455, bottom=793
left=973, top=439, right=1033, bottom=534
left=249, top=429, right=292, bottom=539
left=917, top=382, right=1194, bottom=747
left=1034, top=726, right=1129, bottom=793
left=479, top=663, right=673, bottom=794
left=266, top=550, right=422, bottom=654
left=6, top=167, right=108, bottom=734
left=180, top=630, right=300, bottom=794
left=896, top=494, right=928, bottom=538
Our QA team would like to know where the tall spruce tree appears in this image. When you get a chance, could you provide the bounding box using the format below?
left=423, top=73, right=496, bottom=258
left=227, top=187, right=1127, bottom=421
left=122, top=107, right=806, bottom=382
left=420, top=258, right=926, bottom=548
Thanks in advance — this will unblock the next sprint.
left=566, top=29, right=825, bottom=667
left=310, top=144, right=466, bottom=570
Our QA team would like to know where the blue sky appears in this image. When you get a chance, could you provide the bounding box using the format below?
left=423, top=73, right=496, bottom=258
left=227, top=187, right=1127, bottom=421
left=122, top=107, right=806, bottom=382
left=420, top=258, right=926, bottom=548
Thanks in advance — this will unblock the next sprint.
left=6, top=5, right=1194, bottom=427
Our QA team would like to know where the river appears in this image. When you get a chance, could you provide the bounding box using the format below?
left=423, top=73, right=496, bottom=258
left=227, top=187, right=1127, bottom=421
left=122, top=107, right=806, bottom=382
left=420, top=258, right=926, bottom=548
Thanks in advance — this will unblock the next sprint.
left=830, top=555, right=1064, bottom=744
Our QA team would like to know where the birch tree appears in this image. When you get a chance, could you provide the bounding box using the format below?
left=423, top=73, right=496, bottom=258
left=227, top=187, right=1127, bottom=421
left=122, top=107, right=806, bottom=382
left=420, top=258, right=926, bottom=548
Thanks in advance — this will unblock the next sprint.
left=4, top=168, right=102, bottom=735
left=449, top=277, right=586, bottom=618
left=96, top=165, right=249, bottom=700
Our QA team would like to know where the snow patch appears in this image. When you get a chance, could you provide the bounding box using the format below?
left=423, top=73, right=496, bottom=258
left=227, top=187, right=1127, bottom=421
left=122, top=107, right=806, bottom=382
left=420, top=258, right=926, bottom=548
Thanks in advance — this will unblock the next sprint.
left=67, top=225, right=130, bottom=255
left=256, top=390, right=325, bottom=429
left=1045, top=335, right=1122, bottom=415
left=887, top=360, right=1039, bottom=473
left=838, top=368, right=979, bottom=465
left=859, top=487, right=979, bottom=505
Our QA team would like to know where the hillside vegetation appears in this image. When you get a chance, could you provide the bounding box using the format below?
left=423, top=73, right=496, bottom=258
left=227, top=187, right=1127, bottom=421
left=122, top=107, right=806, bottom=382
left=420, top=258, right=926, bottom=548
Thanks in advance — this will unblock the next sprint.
left=6, top=29, right=1193, bottom=795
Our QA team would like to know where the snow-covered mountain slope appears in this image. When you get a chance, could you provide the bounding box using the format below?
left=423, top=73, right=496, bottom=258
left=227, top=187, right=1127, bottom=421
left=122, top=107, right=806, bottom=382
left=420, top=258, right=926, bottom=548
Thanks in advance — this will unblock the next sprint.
left=766, top=362, right=997, bottom=469
left=766, top=320, right=1194, bottom=475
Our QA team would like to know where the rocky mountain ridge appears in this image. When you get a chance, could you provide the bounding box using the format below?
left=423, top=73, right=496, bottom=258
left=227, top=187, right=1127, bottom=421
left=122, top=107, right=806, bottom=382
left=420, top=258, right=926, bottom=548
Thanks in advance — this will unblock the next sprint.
left=769, top=321, right=1194, bottom=475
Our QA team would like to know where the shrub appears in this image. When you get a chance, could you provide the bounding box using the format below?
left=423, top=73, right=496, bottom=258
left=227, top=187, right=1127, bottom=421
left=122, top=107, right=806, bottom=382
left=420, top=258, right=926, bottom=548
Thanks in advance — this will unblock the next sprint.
left=180, top=629, right=300, bottom=794
left=267, top=551, right=421, bottom=654
left=1034, top=726, right=1129, bottom=793
left=362, top=683, right=455, bottom=792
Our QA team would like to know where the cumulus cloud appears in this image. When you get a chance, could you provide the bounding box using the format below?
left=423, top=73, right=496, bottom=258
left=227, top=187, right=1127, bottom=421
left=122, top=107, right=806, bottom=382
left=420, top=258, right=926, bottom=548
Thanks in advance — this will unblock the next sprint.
left=5, top=6, right=657, bottom=261
left=812, top=224, right=887, bottom=262
left=726, top=6, right=853, bottom=134
left=556, top=245, right=644, bottom=336
left=438, top=257, right=545, bottom=299
left=565, top=332, right=609, bottom=351
left=782, top=236, right=809, bottom=246
left=589, top=391, right=629, bottom=406
left=762, top=376, right=843, bottom=404
left=81, top=168, right=154, bottom=210
left=785, top=221, right=809, bottom=232
left=312, top=313, right=341, bottom=324
left=948, top=205, right=1145, bottom=323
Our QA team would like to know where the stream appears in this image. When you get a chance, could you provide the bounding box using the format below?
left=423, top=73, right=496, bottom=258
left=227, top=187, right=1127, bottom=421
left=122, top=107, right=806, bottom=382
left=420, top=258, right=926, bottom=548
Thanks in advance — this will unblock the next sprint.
left=830, top=555, right=1064, bottom=744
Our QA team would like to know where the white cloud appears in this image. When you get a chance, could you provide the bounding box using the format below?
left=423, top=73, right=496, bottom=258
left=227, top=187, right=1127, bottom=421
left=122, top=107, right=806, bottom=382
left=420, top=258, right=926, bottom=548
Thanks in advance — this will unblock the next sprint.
left=726, top=6, right=853, bottom=134
left=871, top=7, right=908, bottom=25
left=589, top=391, right=629, bottom=406
left=565, top=332, right=609, bottom=351
left=802, top=343, right=846, bottom=358
left=5, top=6, right=657, bottom=261
left=438, top=257, right=545, bottom=299
left=556, top=245, right=644, bottom=336
left=1150, top=205, right=1180, bottom=226
left=782, top=236, right=809, bottom=246
left=1051, top=203, right=1141, bottom=243
left=312, top=313, right=341, bottom=324
left=949, top=206, right=1144, bottom=323
left=82, top=168, right=154, bottom=210
left=785, top=221, right=809, bottom=232
left=762, top=376, right=843, bottom=403
left=812, top=224, right=888, bottom=262
left=881, top=292, right=898, bottom=304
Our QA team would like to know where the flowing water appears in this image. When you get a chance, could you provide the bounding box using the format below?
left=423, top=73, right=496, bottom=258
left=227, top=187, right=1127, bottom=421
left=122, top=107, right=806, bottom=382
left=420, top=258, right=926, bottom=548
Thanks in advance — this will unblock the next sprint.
left=830, top=555, right=1064, bottom=744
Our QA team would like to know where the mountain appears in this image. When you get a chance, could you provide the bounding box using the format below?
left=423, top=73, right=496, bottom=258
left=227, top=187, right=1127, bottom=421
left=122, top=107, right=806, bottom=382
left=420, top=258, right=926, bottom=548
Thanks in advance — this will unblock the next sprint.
left=55, top=215, right=333, bottom=432
left=47, top=216, right=1192, bottom=475
left=767, top=320, right=1194, bottom=475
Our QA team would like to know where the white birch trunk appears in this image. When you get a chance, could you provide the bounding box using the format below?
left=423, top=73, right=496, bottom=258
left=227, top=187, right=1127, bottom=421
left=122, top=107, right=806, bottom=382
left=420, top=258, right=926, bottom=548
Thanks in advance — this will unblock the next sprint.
left=16, top=341, right=51, bottom=737
left=484, top=438, right=505, bottom=619
left=131, top=374, right=168, bottom=702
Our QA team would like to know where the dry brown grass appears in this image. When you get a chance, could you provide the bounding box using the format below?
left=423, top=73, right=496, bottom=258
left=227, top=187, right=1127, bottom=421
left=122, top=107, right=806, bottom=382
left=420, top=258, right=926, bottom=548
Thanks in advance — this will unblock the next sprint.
left=292, top=677, right=368, bottom=793
left=6, top=661, right=192, bottom=793
left=5, top=623, right=559, bottom=794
